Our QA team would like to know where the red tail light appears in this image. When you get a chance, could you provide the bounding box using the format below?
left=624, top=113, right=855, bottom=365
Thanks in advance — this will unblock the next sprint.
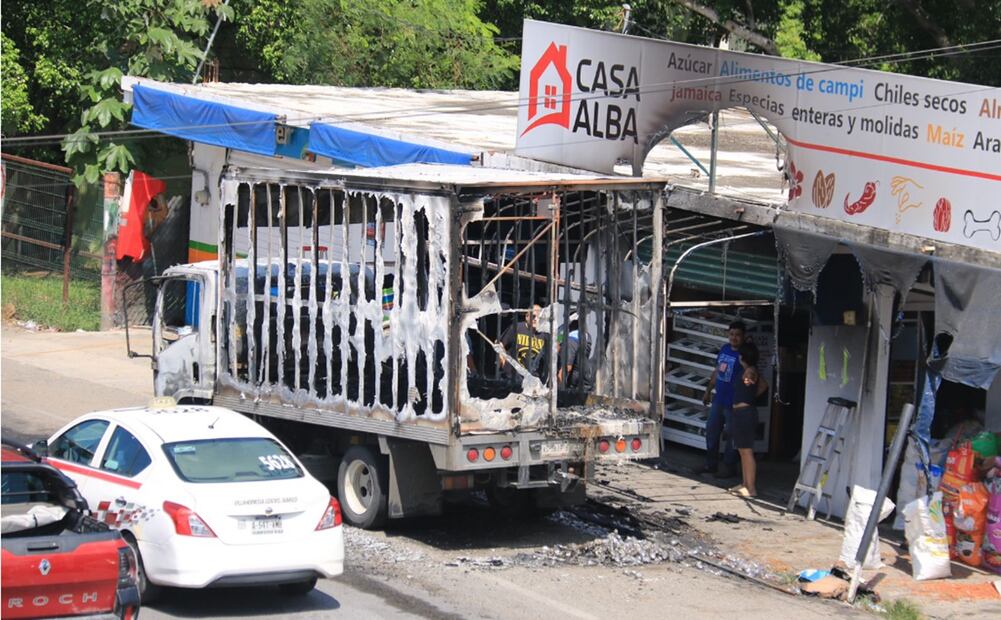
left=500, top=445, right=513, bottom=460
left=316, top=496, right=342, bottom=530
left=163, top=500, right=216, bottom=537
left=466, top=448, right=479, bottom=462
left=631, top=438, right=642, bottom=452
left=598, top=439, right=610, bottom=453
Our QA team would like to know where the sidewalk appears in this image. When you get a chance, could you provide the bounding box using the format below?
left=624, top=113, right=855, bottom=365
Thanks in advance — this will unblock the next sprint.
left=1, top=325, right=154, bottom=438
left=594, top=447, right=1001, bottom=619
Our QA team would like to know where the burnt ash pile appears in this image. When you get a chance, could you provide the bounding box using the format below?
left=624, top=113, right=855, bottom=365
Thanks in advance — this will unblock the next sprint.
left=514, top=530, right=685, bottom=567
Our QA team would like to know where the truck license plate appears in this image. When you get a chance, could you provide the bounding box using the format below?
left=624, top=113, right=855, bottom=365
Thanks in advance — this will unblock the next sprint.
left=541, top=441, right=578, bottom=459
left=251, top=515, right=282, bottom=534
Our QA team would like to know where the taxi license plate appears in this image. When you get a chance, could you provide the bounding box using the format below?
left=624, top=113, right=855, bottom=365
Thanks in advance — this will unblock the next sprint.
left=251, top=515, right=282, bottom=534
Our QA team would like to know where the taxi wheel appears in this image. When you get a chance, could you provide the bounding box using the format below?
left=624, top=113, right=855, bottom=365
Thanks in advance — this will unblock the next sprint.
left=278, top=577, right=318, bottom=596
left=337, top=446, right=388, bottom=529
left=125, top=535, right=160, bottom=604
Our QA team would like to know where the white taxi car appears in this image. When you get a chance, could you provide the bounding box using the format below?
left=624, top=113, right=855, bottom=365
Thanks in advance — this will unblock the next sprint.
left=37, top=400, right=343, bottom=601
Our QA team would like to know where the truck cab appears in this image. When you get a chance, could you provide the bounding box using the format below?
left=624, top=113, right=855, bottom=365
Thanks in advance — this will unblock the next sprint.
left=149, top=263, right=217, bottom=402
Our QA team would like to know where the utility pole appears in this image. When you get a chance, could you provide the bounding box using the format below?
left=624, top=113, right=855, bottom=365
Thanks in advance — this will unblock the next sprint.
left=620, top=4, right=633, bottom=34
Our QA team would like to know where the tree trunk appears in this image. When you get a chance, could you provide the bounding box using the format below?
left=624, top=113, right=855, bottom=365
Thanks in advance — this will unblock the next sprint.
left=669, top=0, right=780, bottom=55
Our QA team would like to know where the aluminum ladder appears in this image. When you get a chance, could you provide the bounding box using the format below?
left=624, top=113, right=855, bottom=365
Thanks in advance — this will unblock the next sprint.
left=786, top=397, right=857, bottom=520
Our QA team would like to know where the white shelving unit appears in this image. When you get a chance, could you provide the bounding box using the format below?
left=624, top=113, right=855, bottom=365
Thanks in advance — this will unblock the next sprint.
left=662, top=308, right=774, bottom=453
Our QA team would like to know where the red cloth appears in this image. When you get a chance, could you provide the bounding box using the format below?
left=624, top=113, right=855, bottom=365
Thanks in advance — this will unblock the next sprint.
left=116, top=171, right=166, bottom=261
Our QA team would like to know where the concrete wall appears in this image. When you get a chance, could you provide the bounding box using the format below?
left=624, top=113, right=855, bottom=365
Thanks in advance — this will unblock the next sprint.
left=801, top=324, right=877, bottom=518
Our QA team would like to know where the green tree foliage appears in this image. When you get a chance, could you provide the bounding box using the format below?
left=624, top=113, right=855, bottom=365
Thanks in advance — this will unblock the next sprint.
left=774, top=1, right=821, bottom=61
left=797, top=0, right=1000, bottom=86
left=236, top=0, right=518, bottom=89
left=640, top=1, right=997, bottom=85
left=62, top=1, right=233, bottom=185
left=2, top=1, right=231, bottom=184
left=1, top=34, right=46, bottom=135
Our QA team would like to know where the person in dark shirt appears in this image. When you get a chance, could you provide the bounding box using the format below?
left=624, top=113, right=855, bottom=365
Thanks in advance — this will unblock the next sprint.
left=499, top=305, right=545, bottom=378
left=701, top=321, right=745, bottom=477
left=729, top=341, right=768, bottom=498
left=557, top=315, right=593, bottom=390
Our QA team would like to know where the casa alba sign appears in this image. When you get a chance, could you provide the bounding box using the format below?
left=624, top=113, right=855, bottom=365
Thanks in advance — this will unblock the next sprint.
left=515, top=20, right=1001, bottom=253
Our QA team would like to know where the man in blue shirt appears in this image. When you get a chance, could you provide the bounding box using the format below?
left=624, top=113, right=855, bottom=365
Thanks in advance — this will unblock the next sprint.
left=701, top=321, right=745, bottom=477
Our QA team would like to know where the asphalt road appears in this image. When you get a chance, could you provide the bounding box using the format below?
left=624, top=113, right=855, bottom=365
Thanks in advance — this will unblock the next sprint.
left=1, top=327, right=439, bottom=619
left=1, top=326, right=865, bottom=620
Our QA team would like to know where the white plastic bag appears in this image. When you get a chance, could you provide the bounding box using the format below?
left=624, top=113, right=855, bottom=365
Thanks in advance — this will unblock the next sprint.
left=840, top=485, right=896, bottom=569
left=902, top=492, right=951, bottom=580
left=893, top=438, right=948, bottom=530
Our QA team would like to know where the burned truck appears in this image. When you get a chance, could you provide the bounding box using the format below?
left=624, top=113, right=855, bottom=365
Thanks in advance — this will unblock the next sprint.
left=140, top=164, right=665, bottom=527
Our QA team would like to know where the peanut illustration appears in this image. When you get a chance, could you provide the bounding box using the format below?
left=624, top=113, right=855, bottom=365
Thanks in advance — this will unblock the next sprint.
left=811, top=170, right=836, bottom=209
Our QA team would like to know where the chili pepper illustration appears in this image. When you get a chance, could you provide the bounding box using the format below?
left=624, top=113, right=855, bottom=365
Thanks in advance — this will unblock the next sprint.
left=933, top=197, right=951, bottom=232
left=844, top=181, right=877, bottom=215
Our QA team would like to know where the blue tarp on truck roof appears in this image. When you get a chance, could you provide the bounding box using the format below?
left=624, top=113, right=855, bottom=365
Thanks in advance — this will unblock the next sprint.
left=130, top=83, right=473, bottom=167
left=131, top=84, right=279, bottom=156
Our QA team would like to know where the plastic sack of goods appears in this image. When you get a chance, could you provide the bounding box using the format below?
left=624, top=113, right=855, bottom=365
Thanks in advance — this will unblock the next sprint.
left=840, top=485, right=895, bottom=570
left=902, top=492, right=951, bottom=580
left=937, top=433, right=1000, bottom=573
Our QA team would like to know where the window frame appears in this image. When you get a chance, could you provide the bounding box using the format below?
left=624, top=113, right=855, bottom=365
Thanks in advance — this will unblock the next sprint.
left=98, top=424, right=152, bottom=479
left=49, top=419, right=111, bottom=466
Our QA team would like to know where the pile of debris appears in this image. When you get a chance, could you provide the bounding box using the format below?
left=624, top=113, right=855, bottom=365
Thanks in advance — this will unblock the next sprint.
left=515, top=531, right=685, bottom=567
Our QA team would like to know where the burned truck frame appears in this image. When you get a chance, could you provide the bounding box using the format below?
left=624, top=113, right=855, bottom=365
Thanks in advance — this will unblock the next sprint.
left=150, top=165, right=666, bottom=527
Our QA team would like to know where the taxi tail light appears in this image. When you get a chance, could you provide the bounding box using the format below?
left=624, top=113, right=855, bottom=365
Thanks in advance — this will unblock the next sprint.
left=117, top=546, right=137, bottom=587
left=316, top=496, right=343, bottom=530
left=163, top=500, right=216, bottom=537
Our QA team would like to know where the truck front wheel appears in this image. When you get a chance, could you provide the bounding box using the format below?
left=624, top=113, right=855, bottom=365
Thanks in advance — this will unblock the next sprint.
left=337, top=446, right=389, bottom=529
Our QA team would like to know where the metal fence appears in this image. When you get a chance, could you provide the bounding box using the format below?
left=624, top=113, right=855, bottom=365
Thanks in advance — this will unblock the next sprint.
left=1, top=153, right=104, bottom=282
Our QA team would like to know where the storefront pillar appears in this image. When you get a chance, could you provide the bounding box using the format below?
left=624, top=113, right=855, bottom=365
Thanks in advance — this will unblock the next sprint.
left=852, top=284, right=894, bottom=497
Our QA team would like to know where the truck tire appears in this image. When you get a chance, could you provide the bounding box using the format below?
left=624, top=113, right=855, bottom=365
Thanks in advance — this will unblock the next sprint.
left=337, top=446, right=388, bottom=529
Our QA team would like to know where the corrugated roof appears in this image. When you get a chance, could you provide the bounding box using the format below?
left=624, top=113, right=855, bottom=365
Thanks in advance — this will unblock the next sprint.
left=175, top=81, right=787, bottom=203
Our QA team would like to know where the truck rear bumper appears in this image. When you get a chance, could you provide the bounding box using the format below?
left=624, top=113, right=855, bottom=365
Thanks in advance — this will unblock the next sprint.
left=433, top=416, right=660, bottom=473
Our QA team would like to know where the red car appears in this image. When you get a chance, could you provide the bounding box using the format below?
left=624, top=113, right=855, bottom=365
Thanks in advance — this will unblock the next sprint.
left=1, top=441, right=140, bottom=619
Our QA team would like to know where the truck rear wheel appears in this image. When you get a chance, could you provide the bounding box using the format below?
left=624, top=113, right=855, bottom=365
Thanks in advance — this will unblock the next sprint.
left=337, top=446, right=388, bottom=529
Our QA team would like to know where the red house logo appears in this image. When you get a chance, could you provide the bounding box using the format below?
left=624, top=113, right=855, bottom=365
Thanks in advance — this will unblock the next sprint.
left=522, top=42, right=572, bottom=136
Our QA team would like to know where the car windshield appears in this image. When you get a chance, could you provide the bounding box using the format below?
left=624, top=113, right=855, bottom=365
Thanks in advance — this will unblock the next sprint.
left=162, top=438, right=303, bottom=483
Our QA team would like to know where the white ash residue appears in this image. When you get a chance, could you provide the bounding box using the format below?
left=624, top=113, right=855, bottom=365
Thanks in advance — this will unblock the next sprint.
left=445, top=556, right=509, bottom=569
left=514, top=531, right=684, bottom=567
left=344, top=526, right=428, bottom=565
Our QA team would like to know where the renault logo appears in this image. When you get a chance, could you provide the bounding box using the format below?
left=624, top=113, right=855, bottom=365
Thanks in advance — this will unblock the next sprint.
left=39, top=559, right=51, bottom=576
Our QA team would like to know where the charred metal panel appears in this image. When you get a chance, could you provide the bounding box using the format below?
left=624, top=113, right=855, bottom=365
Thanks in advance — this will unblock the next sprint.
left=217, top=175, right=451, bottom=429
left=216, top=170, right=664, bottom=444
left=457, top=188, right=664, bottom=435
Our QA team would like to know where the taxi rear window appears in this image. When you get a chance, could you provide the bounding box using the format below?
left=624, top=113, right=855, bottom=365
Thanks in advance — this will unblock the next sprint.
left=162, top=438, right=303, bottom=483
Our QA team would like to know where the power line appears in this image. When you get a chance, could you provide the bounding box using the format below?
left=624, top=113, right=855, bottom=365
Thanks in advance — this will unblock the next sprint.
left=3, top=36, right=999, bottom=150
